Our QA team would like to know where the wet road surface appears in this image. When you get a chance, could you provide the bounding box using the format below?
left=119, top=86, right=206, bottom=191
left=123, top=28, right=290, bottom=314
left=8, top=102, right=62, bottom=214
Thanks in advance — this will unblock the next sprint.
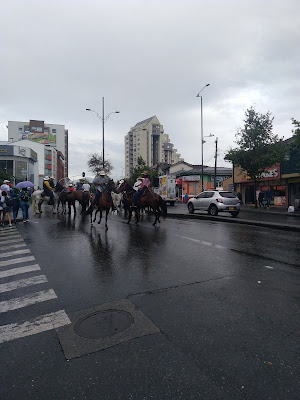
left=0, top=207, right=299, bottom=399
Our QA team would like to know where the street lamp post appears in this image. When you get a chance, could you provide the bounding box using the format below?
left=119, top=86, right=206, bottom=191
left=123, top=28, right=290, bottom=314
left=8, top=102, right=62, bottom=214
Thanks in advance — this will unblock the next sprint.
left=86, top=97, right=120, bottom=171
left=196, top=84, right=210, bottom=191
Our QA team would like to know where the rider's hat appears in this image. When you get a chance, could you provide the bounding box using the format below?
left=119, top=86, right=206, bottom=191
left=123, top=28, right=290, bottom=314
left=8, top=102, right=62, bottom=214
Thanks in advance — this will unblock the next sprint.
left=3, top=180, right=10, bottom=183
left=68, top=183, right=73, bottom=187
left=44, top=176, right=49, bottom=180
left=142, top=171, right=149, bottom=176
left=50, top=176, right=54, bottom=179
left=119, top=179, right=124, bottom=184
left=137, top=176, right=142, bottom=180
left=99, top=170, right=106, bottom=176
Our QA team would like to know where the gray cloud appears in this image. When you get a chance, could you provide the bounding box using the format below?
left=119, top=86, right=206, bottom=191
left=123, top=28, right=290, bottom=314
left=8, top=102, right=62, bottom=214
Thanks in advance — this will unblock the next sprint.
left=1, top=0, right=299, bottom=179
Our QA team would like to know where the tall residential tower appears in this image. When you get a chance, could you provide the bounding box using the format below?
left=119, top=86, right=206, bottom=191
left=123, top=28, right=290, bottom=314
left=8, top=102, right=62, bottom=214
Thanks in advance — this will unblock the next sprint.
left=124, top=116, right=183, bottom=177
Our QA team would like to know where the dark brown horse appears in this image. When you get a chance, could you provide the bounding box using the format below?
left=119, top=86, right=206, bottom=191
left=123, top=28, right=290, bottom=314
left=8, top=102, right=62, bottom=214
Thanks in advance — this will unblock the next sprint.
left=86, top=179, right=116, bottom=229
left=118, top=182, right=167, bottom=226
left=55, top=183, right=90, bottom=214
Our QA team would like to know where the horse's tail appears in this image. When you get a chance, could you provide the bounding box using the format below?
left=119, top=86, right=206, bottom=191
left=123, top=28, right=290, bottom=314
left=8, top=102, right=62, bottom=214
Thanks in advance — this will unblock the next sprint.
left=159, top=196, right=167, bottom=219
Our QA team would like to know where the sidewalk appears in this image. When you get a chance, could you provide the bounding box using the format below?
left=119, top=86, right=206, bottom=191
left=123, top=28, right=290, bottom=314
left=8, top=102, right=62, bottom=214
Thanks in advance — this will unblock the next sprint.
left=166, top=202, right=300, bottom=232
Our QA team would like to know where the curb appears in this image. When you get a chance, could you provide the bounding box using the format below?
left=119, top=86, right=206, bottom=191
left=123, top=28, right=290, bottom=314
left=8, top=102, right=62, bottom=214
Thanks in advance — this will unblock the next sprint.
left=167, top=212, right=300, bottom=232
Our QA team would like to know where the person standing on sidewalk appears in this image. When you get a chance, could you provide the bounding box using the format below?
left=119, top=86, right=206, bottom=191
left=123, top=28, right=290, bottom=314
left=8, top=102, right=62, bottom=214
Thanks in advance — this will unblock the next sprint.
left=258, top=191, right=264, bottom=208
left=0, top=190, right=12, bottom=227
left=265, top=187, right=271, bottom=209
left=17, top=187, right=32, bottom=223
left=10, top=188, right=20, bottom=223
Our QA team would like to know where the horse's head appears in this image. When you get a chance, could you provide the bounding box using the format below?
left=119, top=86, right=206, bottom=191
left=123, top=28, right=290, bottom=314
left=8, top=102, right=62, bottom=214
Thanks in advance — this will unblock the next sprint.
left=55, top=182, right=65, bottom=192
left=107, top=179, right=116, bottom=191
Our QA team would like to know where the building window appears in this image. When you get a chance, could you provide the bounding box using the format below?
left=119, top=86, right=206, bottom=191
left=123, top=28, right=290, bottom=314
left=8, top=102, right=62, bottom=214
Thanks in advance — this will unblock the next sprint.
left=52, top=129, right=56, bottom=133
left=18, top=127, right=23, bottom=131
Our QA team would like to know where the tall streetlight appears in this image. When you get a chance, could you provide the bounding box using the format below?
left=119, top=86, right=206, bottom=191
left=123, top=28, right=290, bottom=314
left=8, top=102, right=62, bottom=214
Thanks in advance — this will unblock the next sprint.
left=86, top=97, right=120, bottom=170
left=196, top=83, right=210, bottom=191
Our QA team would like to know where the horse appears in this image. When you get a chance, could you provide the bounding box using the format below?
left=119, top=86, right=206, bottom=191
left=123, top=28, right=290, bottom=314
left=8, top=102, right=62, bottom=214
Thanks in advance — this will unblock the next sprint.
left=31, top=189, right=58, bottom=215
left=112, top=191, right=123, bottom=213
left=117, top=182, right=167, bottom=226
left=86, top=180, right=116, bottom=229
left=55, top=183, right=90, bottom=215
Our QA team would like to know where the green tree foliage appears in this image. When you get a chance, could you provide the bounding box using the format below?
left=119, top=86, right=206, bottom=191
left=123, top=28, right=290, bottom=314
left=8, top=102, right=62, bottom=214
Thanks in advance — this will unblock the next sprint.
left=87, top=153, right=113, bottom=175
left=0, top=170, right=12, bottom=183
left=225, top=107, right=287, bottom=180
left=130, top=156, right=157, bottom=186
left=291, top=118, right=300, bottom=150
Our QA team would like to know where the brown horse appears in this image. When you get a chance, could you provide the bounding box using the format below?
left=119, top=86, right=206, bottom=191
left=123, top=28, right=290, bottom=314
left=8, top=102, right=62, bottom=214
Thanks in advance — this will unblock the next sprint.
left=55, top=183, right=90, bottom=214
left=86, top=179, right=116, bottom=229
left=118, top=182, right=167, bottom=226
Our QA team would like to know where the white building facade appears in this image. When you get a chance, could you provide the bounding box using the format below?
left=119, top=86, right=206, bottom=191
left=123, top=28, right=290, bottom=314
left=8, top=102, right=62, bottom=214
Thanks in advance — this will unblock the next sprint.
left=124, top=116, right=183, bottom=178
left=7, top=120, right=68, bottom=178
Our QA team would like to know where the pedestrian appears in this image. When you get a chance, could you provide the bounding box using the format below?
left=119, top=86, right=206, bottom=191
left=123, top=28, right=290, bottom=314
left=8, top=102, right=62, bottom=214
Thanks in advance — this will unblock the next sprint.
left=258, top=191, right=264, bottom=208
left=0, top=190, right=13, bottom=227
left=265, top=187, right=271, bottom=209
left=10, top=188, right=20, bottom=223
left=17, top=187, right=32, bottom=223
left=184, top=193, right=189, bottom=204
left=1, top=179, right=11, bottom=192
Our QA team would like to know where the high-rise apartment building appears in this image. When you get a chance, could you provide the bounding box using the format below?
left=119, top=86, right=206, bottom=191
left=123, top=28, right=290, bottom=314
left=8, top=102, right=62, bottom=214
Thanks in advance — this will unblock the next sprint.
left=7, top=119, right=68, bottom=178
left=124, top=116, right=183, bottom=177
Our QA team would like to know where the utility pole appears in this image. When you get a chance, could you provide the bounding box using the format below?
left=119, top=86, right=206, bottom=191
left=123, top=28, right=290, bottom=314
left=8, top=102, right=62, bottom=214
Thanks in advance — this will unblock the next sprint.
left=214, top=137, right=218, bottom=189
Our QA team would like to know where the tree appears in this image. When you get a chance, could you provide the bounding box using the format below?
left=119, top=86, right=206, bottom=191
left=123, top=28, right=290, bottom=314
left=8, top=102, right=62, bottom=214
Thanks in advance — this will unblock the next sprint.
left=225, top=107, right=287, bottom=207
left=291, top=118, right=300, bottom=150
left=87, top=153, right=113, bottom=175
left=0, top=170, right=12, bottom=183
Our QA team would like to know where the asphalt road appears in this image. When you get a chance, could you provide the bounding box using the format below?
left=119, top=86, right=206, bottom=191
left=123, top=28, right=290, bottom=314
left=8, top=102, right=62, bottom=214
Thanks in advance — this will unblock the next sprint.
left=0, top=207, right=299, bottom=399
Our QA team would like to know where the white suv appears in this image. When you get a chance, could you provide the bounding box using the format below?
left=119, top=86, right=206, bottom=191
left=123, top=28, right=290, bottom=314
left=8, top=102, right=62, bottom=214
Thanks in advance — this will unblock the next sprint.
left=187, top=190, right=240, bottom=217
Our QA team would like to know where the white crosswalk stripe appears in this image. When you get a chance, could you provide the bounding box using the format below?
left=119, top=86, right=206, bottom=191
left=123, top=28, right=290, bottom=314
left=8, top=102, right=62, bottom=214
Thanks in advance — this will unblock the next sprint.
left=0, top=249, right=31, bottom=259
left=0, top=275, right=48, bottom=293
left=0, top=264, right=41, bottom=279
left=0, top=310, right=71, bottom=344
left=0, top=228, right=71, bottom=342
left=0, top=255, right=35, bottom=268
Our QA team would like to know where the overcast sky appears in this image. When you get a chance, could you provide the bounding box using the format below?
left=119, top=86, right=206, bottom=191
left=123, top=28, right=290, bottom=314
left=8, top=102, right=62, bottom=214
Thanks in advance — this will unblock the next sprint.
left=1, top=0, right=299, bottom=180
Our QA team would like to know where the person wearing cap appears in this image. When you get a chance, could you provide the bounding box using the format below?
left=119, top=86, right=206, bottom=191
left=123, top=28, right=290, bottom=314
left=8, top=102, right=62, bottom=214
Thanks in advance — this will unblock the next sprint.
left=133, top=171, right=150, bottom=206
left=133, top=177, right=143, bottom=191
left=67, top=183, right=76, bottom=192
left=1, top=180, right=11, bottom=193
left=43, top=176, right=55, bottom=205
left=49, top=176, right=55, bottom=189
left=93, top=170, right=109, bottom=207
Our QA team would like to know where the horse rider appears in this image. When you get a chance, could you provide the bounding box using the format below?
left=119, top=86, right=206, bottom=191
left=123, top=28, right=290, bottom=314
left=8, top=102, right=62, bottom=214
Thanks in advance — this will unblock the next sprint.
left=93, top=170, right=109, bottom=206
left=49, top=176, right=55, bottom=189
left=133, top=176, right=143, bottom=191
left=82, top=180, right=90, bottom=192
left=133, top=171, right=150, bottom=207
left=43, top=176, right=55, bottom=205
left=67, top=183, right=76, bottom=192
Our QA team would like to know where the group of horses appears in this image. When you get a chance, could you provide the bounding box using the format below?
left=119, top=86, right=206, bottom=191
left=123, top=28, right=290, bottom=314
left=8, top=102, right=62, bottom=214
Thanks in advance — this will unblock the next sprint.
left=31, top=180, right=167, bottom=230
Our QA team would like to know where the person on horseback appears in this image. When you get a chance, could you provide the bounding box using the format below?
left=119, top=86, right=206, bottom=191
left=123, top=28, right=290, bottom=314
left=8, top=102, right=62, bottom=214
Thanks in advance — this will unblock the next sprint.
left=43, top=176, right=55, bottom=205
left=49, top=176, right=55, bottom=189
left=82, top=180, right=90, bottom=192
left=133, top=176, right=143, bottom=191
left=67, top=183, right=76, bottom=192
left=133, top=171, right=150, bottom=206
left=93, top=170, right=109, bottom=207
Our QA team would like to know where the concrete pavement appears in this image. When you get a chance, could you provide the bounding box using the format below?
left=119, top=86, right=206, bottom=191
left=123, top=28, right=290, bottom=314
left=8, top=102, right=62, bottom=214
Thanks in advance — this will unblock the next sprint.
left=166, top=202, right=300, bottom=232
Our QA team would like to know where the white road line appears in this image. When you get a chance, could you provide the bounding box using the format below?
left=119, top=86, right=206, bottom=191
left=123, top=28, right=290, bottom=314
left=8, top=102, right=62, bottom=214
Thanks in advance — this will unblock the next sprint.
left=0, top=310, right=71, bottom=343
left=0, top=275, right=48, bottom=293
left=0, top=256, right=35, bottom=268
left=176, top=235, right=227, bottom=250
left=0, top=289, right=57, bottom=313
left=264, top=265, right=274, bottom=269
left=0, top=243, right=26, bottom=250
left=0, top=265, right=41, bottom=279
left=0, top=231, right=19, bottom=237
left=0, top=238, right=24, bottom=246
left=0, top=249, right=31, bottom=259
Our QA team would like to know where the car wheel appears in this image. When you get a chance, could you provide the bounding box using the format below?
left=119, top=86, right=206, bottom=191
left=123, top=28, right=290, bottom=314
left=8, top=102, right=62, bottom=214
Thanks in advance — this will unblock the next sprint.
left=230, top=211, right=239, bottom=217
left=188, top=202, right=194, bottom=214
left=208, top=204, right=218, bottom=216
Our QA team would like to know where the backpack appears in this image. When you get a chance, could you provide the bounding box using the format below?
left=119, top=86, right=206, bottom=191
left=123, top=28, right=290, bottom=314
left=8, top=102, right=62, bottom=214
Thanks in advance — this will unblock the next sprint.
left=5, top=196, right=13, bottom=207
left=21, top=192, right=30, bottom=201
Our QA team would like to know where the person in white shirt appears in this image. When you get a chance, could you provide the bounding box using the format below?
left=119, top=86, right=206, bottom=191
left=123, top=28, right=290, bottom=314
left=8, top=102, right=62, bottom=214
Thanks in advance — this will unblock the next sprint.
left=133, top=177, right=143, bottom=191
left=82, top=181, right=90, bottom=192
left=1, top=180, right=10, bottom=192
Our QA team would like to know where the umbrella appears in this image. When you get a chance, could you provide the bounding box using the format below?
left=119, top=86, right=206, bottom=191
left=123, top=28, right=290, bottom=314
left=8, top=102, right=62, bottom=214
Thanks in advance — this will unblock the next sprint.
left=15, top=181, right=34, bottom=189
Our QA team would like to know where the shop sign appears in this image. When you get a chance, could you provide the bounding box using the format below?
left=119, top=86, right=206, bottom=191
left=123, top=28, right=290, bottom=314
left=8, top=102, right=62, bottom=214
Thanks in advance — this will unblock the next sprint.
left=242, top=164, right=280, bottom=182
left=0, top=145, right=14, bottom=155
left=182, top=175, right=200, bottom=182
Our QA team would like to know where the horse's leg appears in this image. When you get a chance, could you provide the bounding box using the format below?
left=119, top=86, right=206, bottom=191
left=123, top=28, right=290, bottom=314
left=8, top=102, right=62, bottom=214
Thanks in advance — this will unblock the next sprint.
left=73, top=201, right=76, bottom=215
left=98, top=209, right=102, bottom=225
left=105, top=209, right=109, bottom=230
left=135, top=207, right=140, bottom=224
left=93, top=208, right=98, bottom=223
left=38, top=200, right=43, bottom=214
left=68, top=201, right=71, bottom=215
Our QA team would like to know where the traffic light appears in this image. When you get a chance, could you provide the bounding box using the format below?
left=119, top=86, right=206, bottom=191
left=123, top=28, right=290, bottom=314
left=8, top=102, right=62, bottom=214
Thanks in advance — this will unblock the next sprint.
left=82, top=172, right=85, bottom=177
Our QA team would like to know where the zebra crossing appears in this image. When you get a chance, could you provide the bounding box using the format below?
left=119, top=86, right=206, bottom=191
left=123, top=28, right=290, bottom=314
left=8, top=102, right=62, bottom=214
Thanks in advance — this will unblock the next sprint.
left=0, top=226, right=71, bottom=343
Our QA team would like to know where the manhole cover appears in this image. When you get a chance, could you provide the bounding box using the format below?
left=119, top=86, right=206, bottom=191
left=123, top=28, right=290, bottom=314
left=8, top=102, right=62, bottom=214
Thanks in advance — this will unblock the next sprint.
left=74, top=309, right=134, bottom=339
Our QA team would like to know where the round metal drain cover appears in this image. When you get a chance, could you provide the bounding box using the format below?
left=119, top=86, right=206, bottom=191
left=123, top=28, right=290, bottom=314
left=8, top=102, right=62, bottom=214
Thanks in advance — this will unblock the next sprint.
left=74, top=309, right=134, bottom=339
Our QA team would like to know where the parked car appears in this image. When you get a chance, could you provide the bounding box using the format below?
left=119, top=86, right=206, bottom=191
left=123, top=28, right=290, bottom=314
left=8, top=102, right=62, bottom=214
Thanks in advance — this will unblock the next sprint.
left=187, top=190, right=240, bottom=217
